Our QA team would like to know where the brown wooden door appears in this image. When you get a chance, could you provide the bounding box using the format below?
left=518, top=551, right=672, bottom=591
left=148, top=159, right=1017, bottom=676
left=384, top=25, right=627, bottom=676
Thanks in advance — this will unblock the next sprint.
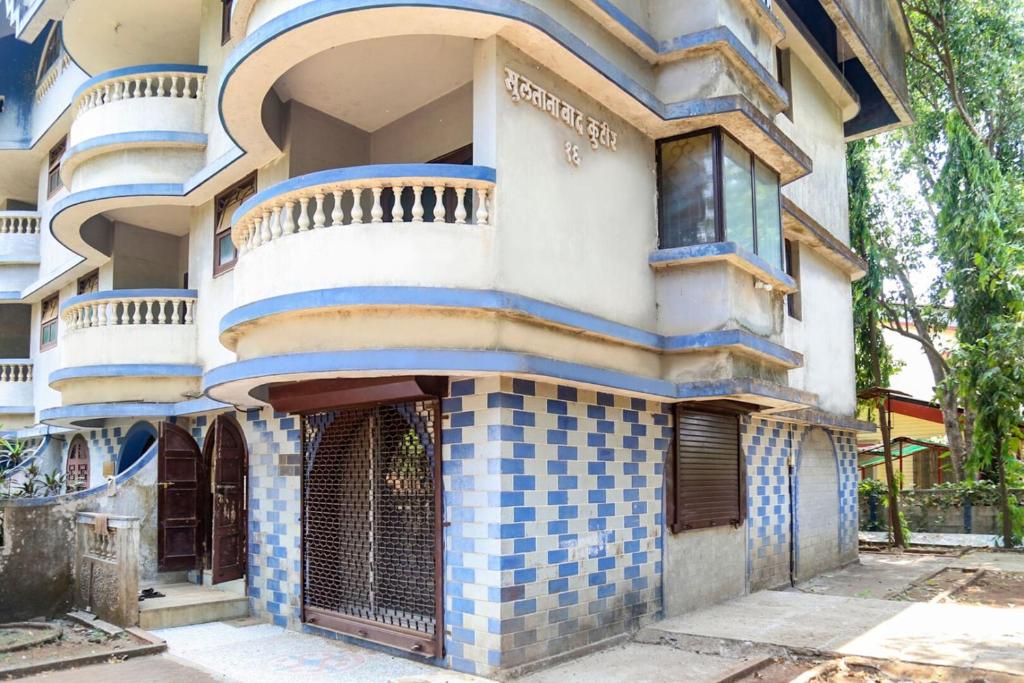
left=211, top=416, right=247, bottom=584
left=66, top=435, right=90, bottom=491
left=158, top=422, right=203, bottom=572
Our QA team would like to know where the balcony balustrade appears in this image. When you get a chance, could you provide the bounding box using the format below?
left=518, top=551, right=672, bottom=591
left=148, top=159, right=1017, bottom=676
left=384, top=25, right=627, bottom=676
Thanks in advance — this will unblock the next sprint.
left=0, top=360, right=34, bottom=426
left=73, top=69, right=206, bottom=118
left=227, top=165, right=497, bottom=311
left=53, top=290, right=200, bottom=407
left=62, top=291, right=196, bottom=330
left=0, top=212, right=40, bottom=235
left=232, top=164, right=494, bottom=255
left=63, top=65, right=208, bottom=193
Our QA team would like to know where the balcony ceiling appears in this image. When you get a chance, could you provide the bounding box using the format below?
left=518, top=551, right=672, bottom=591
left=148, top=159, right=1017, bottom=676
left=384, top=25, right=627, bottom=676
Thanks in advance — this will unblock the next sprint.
left=273, top=35, right=473, bottom=133
left=105, top=205, right=192, bottom=236
left=63, top=0, right=201, bottom=75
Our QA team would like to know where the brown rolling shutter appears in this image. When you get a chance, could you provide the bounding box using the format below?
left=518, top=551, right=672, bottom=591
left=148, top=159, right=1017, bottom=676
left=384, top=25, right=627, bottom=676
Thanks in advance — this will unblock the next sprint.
left=671, top=406, right=744, bottom=532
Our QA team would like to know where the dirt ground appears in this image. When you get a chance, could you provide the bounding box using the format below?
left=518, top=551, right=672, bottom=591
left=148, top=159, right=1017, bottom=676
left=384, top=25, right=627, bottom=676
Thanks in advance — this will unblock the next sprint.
left=0, top=620, right=144, bottom=676
left=954, top=570, right=1024, bottom=608
left=739, top=656, right=1024, bottom=683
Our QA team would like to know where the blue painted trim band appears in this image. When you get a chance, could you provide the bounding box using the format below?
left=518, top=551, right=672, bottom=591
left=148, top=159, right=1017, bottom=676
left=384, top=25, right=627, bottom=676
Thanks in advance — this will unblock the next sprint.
left=73, top=63, right=208, bottom=102
left=219, top=286, right=802, bottom=367
left=665, top=329, right=803, bottom=367
left=39, top=395, right=231, bottom=425
left=219, top=0, right=809, bottom=173
left=588, top=0, right=658, bottom=52
left=61, top=288, right=197, bottom=313
left=649, top=241, right=797, bottom=289
left=0, top=291, right=24, bottom=300
left=202, top=348, right=817, bottom=405
left=49, top=364, right=203, bottom=384
left=62, top=131, right=207, bottom=166
left=0, top=405, right=35, bottom=414
left=234, top=164, right=496, bottom=224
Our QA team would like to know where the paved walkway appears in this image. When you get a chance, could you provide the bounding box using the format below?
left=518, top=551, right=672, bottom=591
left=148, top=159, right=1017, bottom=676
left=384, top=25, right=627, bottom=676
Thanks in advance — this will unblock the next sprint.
left=151, top=621, right=482, bottom=683
left=645, top=584, right=1024, bottom=676
left=25, top=655, right=219, bottom=682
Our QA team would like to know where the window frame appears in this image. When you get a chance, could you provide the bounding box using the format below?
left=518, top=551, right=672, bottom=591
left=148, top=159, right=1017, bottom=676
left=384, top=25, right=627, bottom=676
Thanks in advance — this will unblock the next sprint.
left=776, top=47, right=793, bottom=121
left=40, top=293, right=59, bottom=351
left=213, top=172, right=257, bottom=277
left=47, top=136, right=66, bottom=198
left=220, top=0, right=234, bottom=45
left=38, top=22, right=63, bottom=83
left=667, top=403, right=748, bottom=534
left=656, top=127, right=784, bottom=269
left=784, top=238, right=802, bottom=319
left=77, top=269, right=99, bottom=296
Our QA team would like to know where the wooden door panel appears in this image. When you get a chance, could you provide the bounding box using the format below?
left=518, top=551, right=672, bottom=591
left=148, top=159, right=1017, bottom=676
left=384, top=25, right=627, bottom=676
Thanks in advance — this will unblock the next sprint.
left=158, top=422, right=202, bottom=572
left=211, top=416, right=247, bottom=584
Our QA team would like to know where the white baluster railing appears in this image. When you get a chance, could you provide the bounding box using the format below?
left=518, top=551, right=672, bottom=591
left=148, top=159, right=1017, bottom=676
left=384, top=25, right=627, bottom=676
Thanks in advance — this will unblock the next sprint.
left=74, top=67, right=208, bottom=117
left=0, top=212, right=41, bottom=234
left=61, top=290, right=197, bottom=333
left=36, top=53, right=70, bottom=102
left=0, top=361, right=32, bottom=383
left=231, top=165, right=496, bottom=256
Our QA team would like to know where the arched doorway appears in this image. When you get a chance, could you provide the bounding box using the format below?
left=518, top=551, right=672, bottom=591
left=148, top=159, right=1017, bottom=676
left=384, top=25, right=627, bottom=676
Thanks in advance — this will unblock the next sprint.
left=66, top=435, right=90, bottom=491
left=794, top=428, right=840, bottom=582
left=117, top=421, right=158, bottom=474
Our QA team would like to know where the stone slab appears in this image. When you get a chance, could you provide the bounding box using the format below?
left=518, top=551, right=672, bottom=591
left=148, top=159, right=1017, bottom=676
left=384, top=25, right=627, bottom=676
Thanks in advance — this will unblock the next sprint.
left=646, top=589, right=1024, bottom=675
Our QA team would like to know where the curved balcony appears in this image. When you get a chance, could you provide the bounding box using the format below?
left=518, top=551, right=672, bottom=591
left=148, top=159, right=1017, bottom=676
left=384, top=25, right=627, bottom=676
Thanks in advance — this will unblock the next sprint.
left=62, top=65, right=208, bottom=194
left=0, top=360, right=35, bottom=430
left=51, top=290, right=200, bottom=408
left=230, top=164, right=497, bottom=309
left=0, top=212, right=40, bottom=266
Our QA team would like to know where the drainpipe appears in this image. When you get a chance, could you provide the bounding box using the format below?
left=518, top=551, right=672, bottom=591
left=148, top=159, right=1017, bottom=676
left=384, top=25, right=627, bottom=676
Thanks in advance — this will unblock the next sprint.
left=787, top=452, right=796, bottom=587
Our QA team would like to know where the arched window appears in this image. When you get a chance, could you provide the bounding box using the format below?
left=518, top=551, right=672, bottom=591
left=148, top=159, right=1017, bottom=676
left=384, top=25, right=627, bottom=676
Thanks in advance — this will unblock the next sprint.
left=66, top=435, right=90, bottom=491
left=117, top=421, right=158, bottom=474
left=39, top=22, right=63, bottom=81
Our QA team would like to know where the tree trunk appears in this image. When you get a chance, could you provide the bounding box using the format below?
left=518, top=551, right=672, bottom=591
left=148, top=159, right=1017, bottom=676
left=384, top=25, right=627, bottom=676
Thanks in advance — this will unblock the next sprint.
left=869, top=309, right=905, bottom=548
left=938, top=390, right=966, bottom=482
left=878, top=397, right=905, bottom=547
left=996, top=435, right=1013, bottom=548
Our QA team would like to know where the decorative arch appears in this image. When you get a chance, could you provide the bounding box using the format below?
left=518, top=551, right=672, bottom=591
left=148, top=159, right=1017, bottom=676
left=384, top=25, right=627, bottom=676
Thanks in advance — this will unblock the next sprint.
left=66, top=434, right=90, bottom=491
left=117, top=421, right=158, bottom=474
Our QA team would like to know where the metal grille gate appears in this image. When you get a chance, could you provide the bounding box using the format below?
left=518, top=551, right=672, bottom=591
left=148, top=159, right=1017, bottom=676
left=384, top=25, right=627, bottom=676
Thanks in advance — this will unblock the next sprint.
left=301, top=399, right=441, bottom=656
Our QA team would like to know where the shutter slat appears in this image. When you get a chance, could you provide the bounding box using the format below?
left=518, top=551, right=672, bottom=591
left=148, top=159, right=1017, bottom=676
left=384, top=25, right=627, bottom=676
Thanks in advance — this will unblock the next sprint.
left=673, top=407, right=742, bottom=531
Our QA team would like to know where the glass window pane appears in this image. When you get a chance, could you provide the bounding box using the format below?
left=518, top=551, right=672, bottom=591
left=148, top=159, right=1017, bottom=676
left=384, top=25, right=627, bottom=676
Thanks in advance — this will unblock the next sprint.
left=722, top=135, right=754, bottom=253
left=217, top=231, right=236, bottom=266
left=658, top=134, right=716, bottom=249
left=755, top=160, right=782, bottom=269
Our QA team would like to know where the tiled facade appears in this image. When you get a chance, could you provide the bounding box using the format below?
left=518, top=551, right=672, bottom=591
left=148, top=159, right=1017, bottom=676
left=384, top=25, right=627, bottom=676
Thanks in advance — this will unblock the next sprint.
left=744, top=419, right=859, bottom=590
left=442, top=377, right=666, bottom=675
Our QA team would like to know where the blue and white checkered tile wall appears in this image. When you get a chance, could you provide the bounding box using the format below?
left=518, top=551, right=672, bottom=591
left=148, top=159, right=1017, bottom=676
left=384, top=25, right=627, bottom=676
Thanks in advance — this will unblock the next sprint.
left=834, top=430, right=860, bottom=562
left=231, top=408, right=303, bottom=629
left=743, top=417, right=794, bottom=591
left=742, top=420, right=861, bottom=589
left=443, top=377, right=667, bottom=677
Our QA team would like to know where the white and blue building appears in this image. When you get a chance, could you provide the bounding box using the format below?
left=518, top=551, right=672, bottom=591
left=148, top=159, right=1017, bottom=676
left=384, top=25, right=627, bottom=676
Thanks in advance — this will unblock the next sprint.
left=0, top=0, right=909, bottom=676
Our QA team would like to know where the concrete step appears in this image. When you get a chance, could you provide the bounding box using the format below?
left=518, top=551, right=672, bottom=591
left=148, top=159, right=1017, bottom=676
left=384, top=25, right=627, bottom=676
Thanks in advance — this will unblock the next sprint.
left=139, top=583, right=250, bottom=630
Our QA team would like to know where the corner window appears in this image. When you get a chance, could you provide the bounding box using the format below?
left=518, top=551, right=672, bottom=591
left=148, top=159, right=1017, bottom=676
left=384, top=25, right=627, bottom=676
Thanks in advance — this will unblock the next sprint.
left=657, top=128, right=783, bottom=269
left=47, top=136, right=66, bottom=198
left=213, top=172, right=256, bottom=276
left=668, top=405, right=745, bottom=533
left=40, top=294, right=59, bottom=351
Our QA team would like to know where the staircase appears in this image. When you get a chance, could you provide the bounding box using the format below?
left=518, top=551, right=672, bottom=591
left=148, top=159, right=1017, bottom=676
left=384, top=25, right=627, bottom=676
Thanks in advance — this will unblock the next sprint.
left=139, top=581, right=250, bottom=630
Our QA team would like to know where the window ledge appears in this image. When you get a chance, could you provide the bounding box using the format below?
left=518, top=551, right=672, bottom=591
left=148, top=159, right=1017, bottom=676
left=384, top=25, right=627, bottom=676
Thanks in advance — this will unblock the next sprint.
left=649, top=241, right=798, bottom=293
